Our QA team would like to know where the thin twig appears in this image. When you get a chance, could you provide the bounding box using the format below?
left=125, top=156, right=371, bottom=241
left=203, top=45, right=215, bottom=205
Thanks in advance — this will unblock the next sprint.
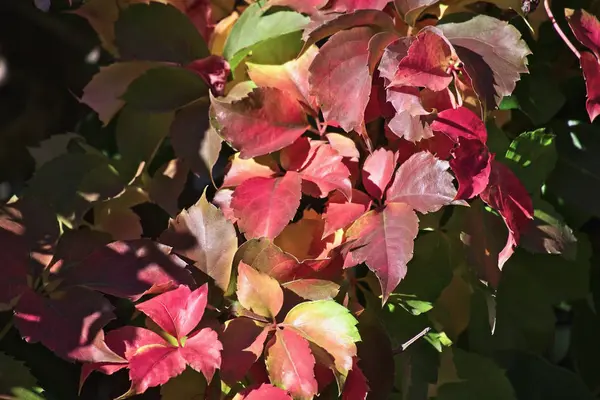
left=544, top=0, right=581, bottom=59
left=392, top=327, right=431, bottom=355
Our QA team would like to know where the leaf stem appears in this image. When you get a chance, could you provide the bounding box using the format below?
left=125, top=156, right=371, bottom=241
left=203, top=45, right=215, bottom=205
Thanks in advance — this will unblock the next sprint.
left=544, top=0, right=581, bottom=59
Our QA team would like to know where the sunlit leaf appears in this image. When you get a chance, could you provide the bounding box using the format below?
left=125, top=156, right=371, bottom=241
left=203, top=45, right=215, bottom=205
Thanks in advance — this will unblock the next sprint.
left=237, top=261, right=284, bottom=319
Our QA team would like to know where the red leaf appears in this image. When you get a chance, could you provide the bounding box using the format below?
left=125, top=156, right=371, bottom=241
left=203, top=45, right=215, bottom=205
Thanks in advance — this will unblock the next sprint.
left=323, top=190, right=372, bottom=237
left=0, top=229, right=28, bottom=308
left=378, top=37, right=413, bottom=83
left=480, top=160, right=534, bottom=268
left=220, top=318, right=271, bottom=384
left=211, top=87, right=309, bottom=159
left=178, top=327, right=222, bottom=382
left=342, top=359, right=369, bottom=400
left=159, top=191, right=238, bottom=291
left=14, top=287, right=121, bottom=363
left=60, top=239, right=193, bottom=301
left=450, top=138, right=492, bottom=199
left=309, top=27, right=374, bottom=132
left=345, top=203, right=419, bottom=302
left=237, top=383, right=293, bottom=400
left=185, top=55, right=230, bottom=96
left=128, top=340, right=187, bottom=394
left=579, top=52, right=600, bottom=122
left=247, top=46, right=319, bottom=112
left=430, top=107, right=487, bottom=143
left=280, top=137, right=312, bottom=172
left=389, top=28, right=458, bottom=91
left=328, top=0, right=391, bottom=12
left=566, top=8, right=600, bottom=57
left=266, top=329, right=318, bottom=400
left=362, top=148, right=398, bottom=200
left=136, top=284, right=209, bottom=340
left=386, top=151, right=458, bottom=213
left=237, top=261, right=284, bottom=319
left=420, top=87, right=457, bottom=112
left=296, top=142, right=353, bottom=199
left=386, top=86, right=433, bottom=142
left=232, top=172, right=302, bottom=239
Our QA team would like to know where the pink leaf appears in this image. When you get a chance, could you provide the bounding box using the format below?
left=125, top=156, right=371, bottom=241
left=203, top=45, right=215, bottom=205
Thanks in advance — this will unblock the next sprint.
left=326, top=133, right=360, bottom=160
left=266, top=328, right=318, bottom=400
left=60, top=239, right=193, bottom=301
left=430, top=107, right=487, bottom=143
left=296, top=142, right=352, bottom=199
left=136, top=284, right=208, bottom=340
left=480, top=160, right=534, bottom=268
left=14, top=287, right=121, bottom=363
left=386, top=151, right=458, bottom=213
left=280, top=137, right=313, bottom=172
left=386, top=86, right=433, bottom=142
left=389, top=28, right=458, bottom=91
left=232, top=172, right=303, bottom=239
left=211, top=87, right=309, bottom=159
left=450, top=138, right=492, bottom=199
left=309, top=27, right=374, bottom=132
left=362, top=148, right=398, bottom=200
left=378, top=37, right=413, bottom=83
left=128, top=341, right=187, bottom=394
left=342, top=359, right=370, bottom=400
left=213, top=189, right=237, bottom=223
left=237, top=261, right=284, bottom=319
left=178, top=327, right=223, bottom=382
left=222, top=154, right=280, bottom=188
left=220, top=318, right=271, bottom=384
left=237, top=383, right=293, bottom=400
left=345, top=203, right=419, bottom=302
left=579, top=52, right=600, bottom=122
left=565, top=8, right=600, bottom=58
left=323, top=190, right=372, bottom=238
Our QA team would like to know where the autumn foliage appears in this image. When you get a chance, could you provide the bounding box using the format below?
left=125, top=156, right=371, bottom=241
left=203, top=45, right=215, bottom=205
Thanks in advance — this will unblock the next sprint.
left=3, top=0, right=600, bottom=398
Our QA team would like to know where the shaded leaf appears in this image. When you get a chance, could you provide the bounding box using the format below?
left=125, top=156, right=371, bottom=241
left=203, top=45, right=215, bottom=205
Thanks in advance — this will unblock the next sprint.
left=395, top=0, right=439, bottom=25
left=0, top=229, right=29, bottom=309
left=159, top=191, right=237, bottom=291
left=231, top=172, right=302, bottom=239
left=211, top=87, right=309, bottom=159
left=235, top=383, right=292, bottom=399
left=0, top=352, right=38, bottom=398
left=341, top=358, right=369, bottom=400
left=160, top=367, right=207, bottom=400
left=266, top=329, right=318, bottom=400
left=521, top=200, right=577, bottom=259
left=565, top=8, right=600, bottom=57
left=345, top=203, right=419, bottom=302
left=148, top=159, right=189, bottom=217
left=220, top=318, right=270, bottom=384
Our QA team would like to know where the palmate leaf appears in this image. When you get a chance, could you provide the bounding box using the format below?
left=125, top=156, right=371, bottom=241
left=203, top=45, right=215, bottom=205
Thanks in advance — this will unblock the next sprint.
left=159, top=190, right=238, bottom=291
left=282, top=300, right=360, bottom=377
left=211, top=87, right=309, bottom=159
left=266, top=329, right=318, bottom=400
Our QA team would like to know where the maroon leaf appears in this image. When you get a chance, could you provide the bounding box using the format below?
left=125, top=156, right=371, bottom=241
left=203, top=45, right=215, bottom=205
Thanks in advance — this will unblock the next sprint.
left=578, top=52, right=600, bottom=122
left=438, top=15, right=531, bottom=108
left=14, top=287, right=121, bottom=363
left=328, top=0, right=391, bottom=12
left=450, top=137, right=492, bottom=199
left=309, top=27, right=374, bottom=132
left=386, top=86, right=433, bottom=142
left=0, top=229, right=29, bottom=309
left=185, top=55, right=230, bottom=96
left=480, top=160, right=534, bottom=268
left=211, top=87, right=309, bottom=159
left=362, top=148, right=398, bottom=200
left=136, top=285, right=208, bottom=340
left=565, top=8, right=600, bottom=57
left=294, top=142, right=352, bottom=199
left=266, top=328, right=318, bottom=400
left=237, top=383, right=293, bottom=399
left=389, top=28, right=458, bottom=91
left=237, top=261, right=284, bottom=319
left=60, top=239, right=193, bottom=301
left=344, top=203, right=419, bottom=302
left=159, top=191, right=238, bottom=291
left=220, top=318, right=271, bottom=384
left=342, top=359, right=369, bottom=400
left=323, top=190, right=372, bottom=237
left=231, top=172, right=303, bottom=239
left=386, top=151, right=458, bottom=213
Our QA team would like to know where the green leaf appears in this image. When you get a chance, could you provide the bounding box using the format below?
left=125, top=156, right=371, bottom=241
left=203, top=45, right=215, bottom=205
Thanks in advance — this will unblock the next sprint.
left=283, top=300, right=360, bottom=377
left=115, top=106, right=175, bottom=180
left=160, top=367, right=207, bottom=400
left=0, top=352, right=39, bottom=399
left=115, top=3, right=209, bottom=64
left=122, top=66, right=209, bottom=112
left=223, top=2, right=309, bottom=70
left=503, top=128, right=557, bottom=193
left=247, top=31, right=304, bottom=66
left=499, top=67, right=566, bottom=125
left=437, top=349, right=517, bottom=400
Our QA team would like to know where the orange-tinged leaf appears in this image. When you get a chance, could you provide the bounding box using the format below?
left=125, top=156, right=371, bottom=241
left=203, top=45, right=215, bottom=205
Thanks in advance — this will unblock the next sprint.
left=95, top=206, right=143, bottom=241
left=160, top=190, right=237, bottom=291
left=345, top=203, right=419, bottom=302
left=386, top=151, right=458, bottom=213
left=322, top=190, right=372, bottom=238
left=247, top=46, right=319, bottom=111
left=231, top=172, right=302, bottom=239
left=282, top=279, right=341, bottom=301
left=210, top=11, right=239, bottom=56
left=266, top=328, right=318, bottom=400
left=326, top=133, right=360, bottom=160
left=237, top=261, right=284, bottom=319
left=222, top=154, right=280, bottom=188
left=283, top=300, right=360, bottom=377
left=296, top=142, right=353, bottom=200
left=148, top=158, right=189, bottom=217
left=211, top=87, right=309, bottom=159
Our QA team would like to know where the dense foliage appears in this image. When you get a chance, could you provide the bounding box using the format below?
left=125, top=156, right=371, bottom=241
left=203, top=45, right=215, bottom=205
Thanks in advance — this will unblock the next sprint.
left=3, top=0, right=600, bottom=398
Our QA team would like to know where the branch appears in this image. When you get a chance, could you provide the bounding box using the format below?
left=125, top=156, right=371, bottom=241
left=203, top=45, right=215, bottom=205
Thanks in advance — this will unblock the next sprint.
left=544, top=0, right=581, bottom=59
left=392, top=327, right=431, bottom=355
